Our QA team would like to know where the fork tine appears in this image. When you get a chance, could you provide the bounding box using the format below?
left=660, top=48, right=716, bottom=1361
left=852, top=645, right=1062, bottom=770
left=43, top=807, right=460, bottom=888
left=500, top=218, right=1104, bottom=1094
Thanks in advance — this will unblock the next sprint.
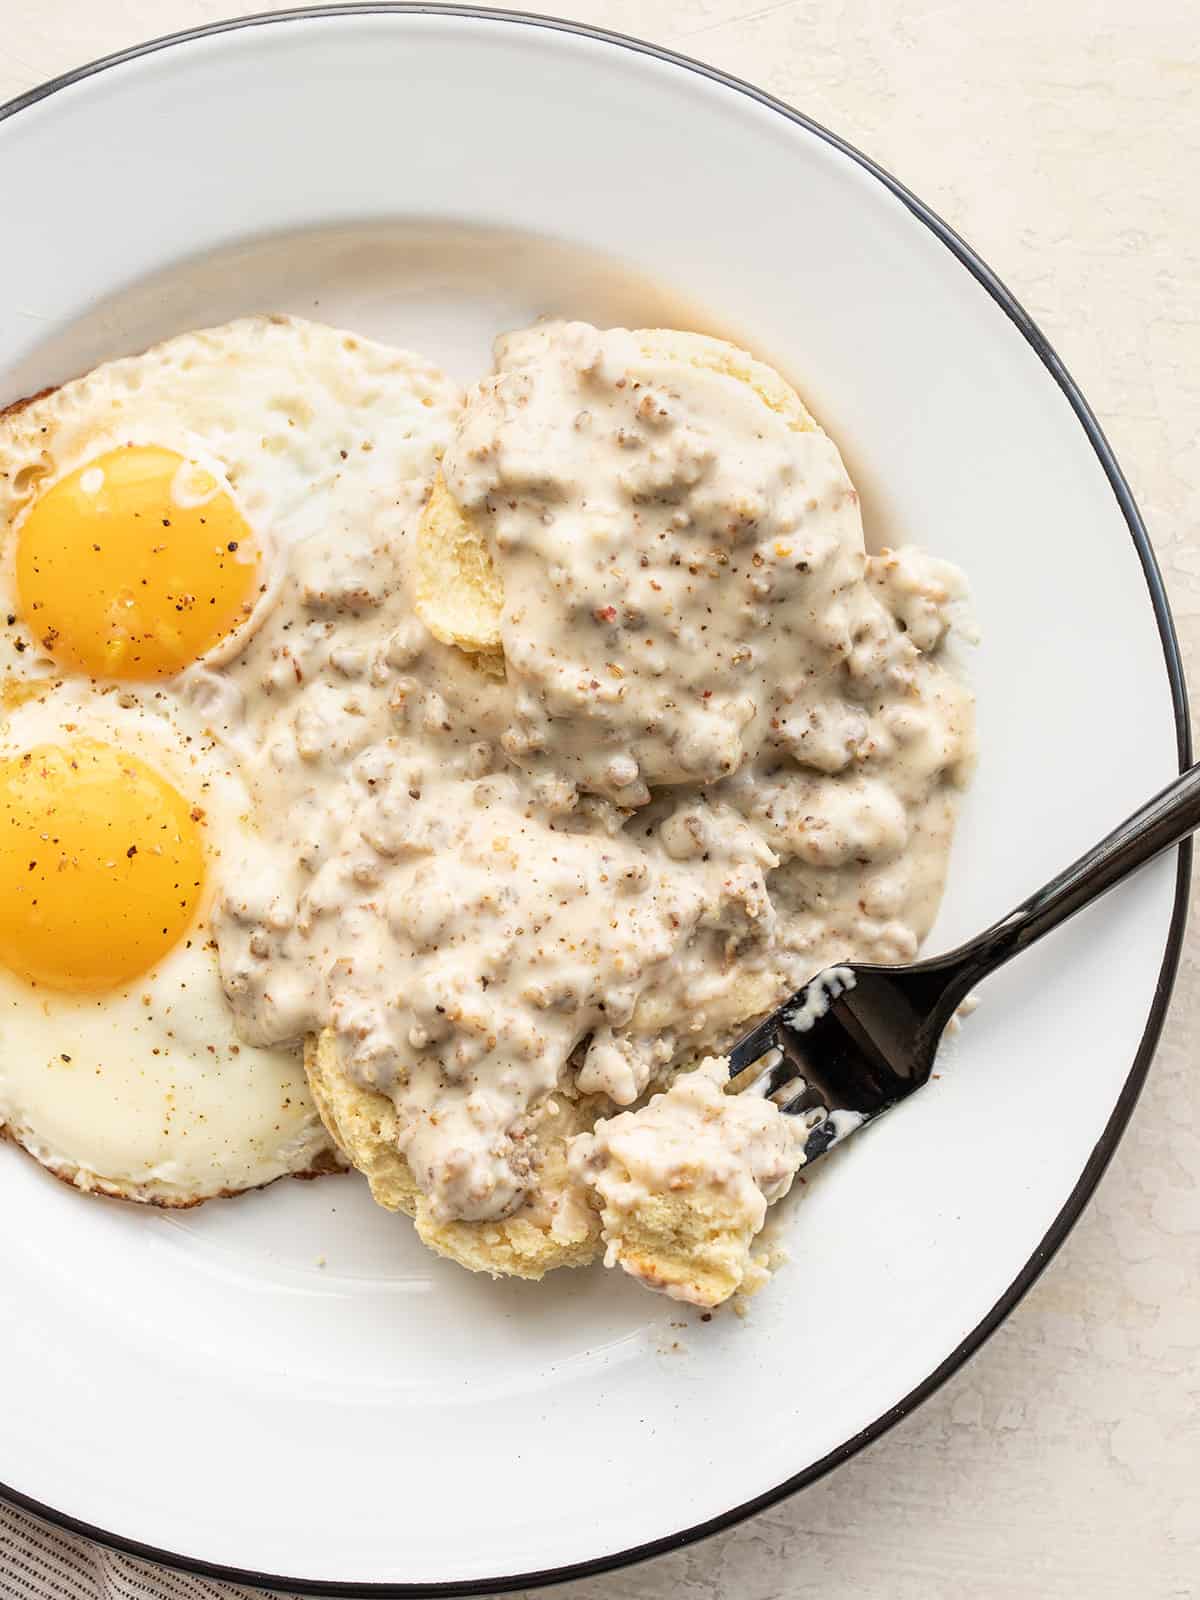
left=727, top=1024, right=782, bottom=1079
left=725, top=958, right=949, bottom=1169
left=785, top=1101, right=868, bottom=1162
left=798, top=1115, right=841, bottom=1161
left=752, top=1053, right=801, bottom=1101
left=774, top=1079, right=826, bottom=1116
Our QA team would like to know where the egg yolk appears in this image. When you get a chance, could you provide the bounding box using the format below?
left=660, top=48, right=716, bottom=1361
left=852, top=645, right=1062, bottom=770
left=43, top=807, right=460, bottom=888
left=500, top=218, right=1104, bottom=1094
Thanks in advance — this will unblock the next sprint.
left=0, top=740, right=206, bottom=991
left=15, top=445, right=261, bottom=680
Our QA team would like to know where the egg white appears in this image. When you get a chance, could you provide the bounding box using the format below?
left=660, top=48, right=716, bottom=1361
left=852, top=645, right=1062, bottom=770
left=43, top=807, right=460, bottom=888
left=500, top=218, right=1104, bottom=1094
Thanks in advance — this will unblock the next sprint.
left=0, top=684, right=335, bottom=1203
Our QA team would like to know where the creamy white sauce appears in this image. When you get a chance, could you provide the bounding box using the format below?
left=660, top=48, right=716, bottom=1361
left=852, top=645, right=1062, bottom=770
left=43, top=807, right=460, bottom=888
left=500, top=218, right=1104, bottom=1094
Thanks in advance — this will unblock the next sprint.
left=826, top=1107, right=866, bottom=1144
left=783, top=964, right=857, bottom=1032
left=209, top=321, right=975, bottom=1225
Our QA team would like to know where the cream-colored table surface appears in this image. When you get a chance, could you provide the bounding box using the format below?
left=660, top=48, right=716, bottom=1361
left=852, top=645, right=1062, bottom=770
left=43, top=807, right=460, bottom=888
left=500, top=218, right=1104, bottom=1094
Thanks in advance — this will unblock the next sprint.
left=1, top=3, right=1197, bottom=1597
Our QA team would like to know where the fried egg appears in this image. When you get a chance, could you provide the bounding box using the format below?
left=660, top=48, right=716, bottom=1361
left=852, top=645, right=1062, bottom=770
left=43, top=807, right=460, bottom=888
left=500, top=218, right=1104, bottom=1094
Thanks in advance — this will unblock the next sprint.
left=0, top=316, right=460, bottom=1203
left=0, top=684, right=334, bottom=1202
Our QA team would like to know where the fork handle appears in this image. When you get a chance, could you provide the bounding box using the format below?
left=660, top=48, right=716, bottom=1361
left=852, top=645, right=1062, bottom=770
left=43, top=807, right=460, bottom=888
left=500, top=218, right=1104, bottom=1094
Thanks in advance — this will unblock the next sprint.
left=939, top=759, right=1200, bottom=992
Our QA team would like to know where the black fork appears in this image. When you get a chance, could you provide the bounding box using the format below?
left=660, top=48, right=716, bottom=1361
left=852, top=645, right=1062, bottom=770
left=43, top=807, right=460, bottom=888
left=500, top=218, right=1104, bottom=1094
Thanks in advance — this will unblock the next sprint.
left=728, top=761, right=1200, bottom=1164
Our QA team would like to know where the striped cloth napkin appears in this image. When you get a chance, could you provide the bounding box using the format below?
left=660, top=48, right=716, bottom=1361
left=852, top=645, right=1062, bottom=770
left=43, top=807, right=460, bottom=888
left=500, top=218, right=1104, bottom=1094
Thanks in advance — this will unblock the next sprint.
left=0, top=1501, right=282, bottom=1600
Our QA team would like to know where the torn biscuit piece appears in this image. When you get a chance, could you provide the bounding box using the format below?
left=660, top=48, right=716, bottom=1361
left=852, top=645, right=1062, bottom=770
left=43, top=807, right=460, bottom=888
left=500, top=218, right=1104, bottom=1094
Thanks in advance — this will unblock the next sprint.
left=570, top=1056, right=806, bottom=1308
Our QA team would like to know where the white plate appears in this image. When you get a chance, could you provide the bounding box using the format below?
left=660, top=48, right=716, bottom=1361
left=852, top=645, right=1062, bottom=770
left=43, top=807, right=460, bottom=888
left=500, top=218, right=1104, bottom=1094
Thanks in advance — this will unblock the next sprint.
left=0, top=8, right=1189, bottom=1592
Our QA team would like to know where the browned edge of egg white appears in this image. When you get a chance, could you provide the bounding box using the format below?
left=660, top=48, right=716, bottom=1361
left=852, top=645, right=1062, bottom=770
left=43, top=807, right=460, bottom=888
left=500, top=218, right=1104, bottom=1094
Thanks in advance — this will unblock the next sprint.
left=0, top=1121, right=348, bottom=1208
left=0, top=386, right=59, bottom=421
